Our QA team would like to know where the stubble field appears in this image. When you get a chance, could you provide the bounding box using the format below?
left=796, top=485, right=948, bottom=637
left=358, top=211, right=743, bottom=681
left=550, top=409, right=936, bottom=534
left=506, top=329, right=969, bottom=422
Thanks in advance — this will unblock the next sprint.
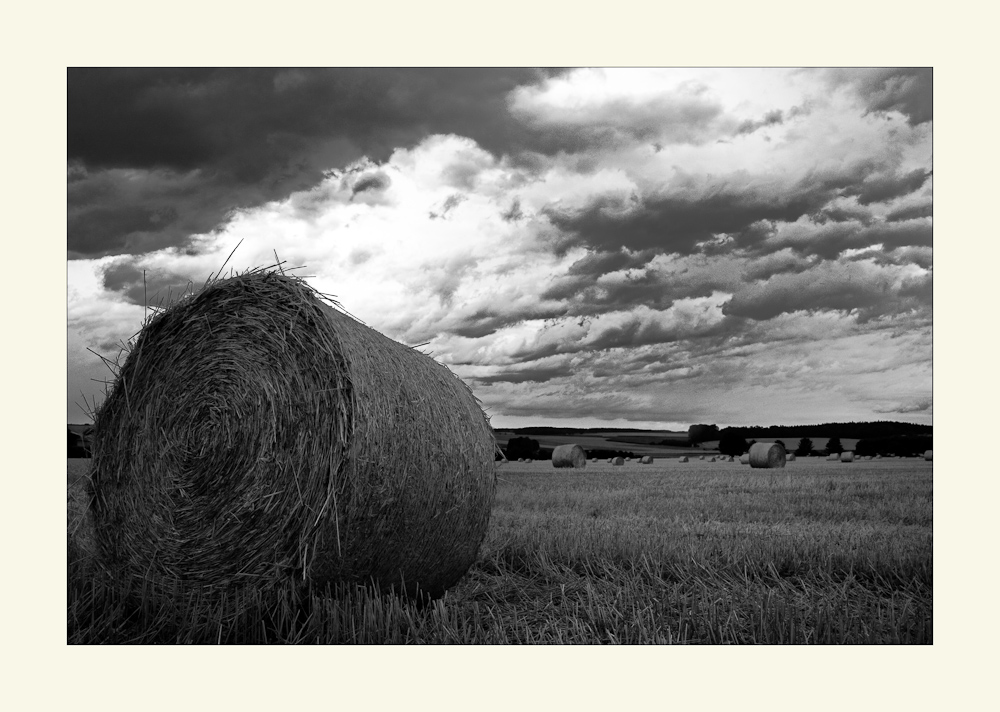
left=68, top=457, right=932, bottom=643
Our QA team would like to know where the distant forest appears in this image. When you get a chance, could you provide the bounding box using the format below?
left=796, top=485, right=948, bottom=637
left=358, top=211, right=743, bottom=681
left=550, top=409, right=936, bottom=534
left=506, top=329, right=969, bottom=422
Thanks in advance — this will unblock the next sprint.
left=717, top=421, right=931, bottom=439
left=501, top=421, right=930, bottom=439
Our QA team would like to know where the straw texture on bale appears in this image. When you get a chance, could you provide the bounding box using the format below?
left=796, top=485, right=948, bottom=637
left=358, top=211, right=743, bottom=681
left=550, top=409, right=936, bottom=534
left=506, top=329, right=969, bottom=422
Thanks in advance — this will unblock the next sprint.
left=612, top=457, right=625, bottom=466
left=840, top=451, right=855, bottom=462
left=551, top=444, right=587, bottom=468
left=639, top=455, right=653, bottom=464
left=88, top=270, right=496, bottom=603
left=748, top=442, right=786, bottom=469
left=924, top=450, right=933, bottom=461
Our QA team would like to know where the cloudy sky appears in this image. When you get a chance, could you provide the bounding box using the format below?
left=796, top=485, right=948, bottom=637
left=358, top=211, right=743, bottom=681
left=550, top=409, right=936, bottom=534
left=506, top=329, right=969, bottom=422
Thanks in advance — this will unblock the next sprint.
left=67, top=68, right=932, bottom=430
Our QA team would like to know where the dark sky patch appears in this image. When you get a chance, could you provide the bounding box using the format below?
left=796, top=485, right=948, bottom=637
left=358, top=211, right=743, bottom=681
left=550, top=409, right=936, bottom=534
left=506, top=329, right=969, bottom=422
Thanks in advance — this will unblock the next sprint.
left=846, top=168, right=930, bottom=206
left=101, top=260, right=196, bottom=306
left=67, top=68, right=568, bottom=258
left=886, top=202, right=932, bottom=222
left=735, top=109, right=784, bottom=136
left=351, top=172, right=390, bottom=196
left=545, top=179, right=840, bottom=256
left=473, top=362, right=574, bottom=385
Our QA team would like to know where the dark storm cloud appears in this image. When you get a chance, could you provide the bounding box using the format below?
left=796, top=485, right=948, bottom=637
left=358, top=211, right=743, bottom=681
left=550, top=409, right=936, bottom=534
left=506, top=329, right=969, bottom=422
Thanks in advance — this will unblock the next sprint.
left=735, top=109, right=784, bottom=136
left=722, top=263, right=931, bottom=323
left=101, top=260, right=196, bottom=306
left=67, top=68, right=567, bottom=257
left=845, top=168, right=930, bottom=206
left=351, top=172, right=390, bottom=196
left=821, top=68, right=932, bottom=126
left=544, top=178, right=838, bottom=255
left=886, top=202, right=933, bottom=222
left=474, top=363, right=575, bottom=385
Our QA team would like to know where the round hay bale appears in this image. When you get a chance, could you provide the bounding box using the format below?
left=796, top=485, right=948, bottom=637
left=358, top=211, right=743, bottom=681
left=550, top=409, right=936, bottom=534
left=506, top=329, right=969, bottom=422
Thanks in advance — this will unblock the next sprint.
left=699, top=455, right=705, bottom=460
left=611, top=457, right=625, bottom=466
left=639, top=455, right=653, bottom=464
left=840, top=451, right=855, bottom=462
left=923, top=449, right=933, bottom=461
left=552, top=444, right=587, bottom=468
left=625, top=457, right=631, bottom=462
left=591, top=458, right=597, bottom=463
left=607, top=458, right=613, bottom=464
left=517, top=458, right=524, bottom=462
left=748, top=442, right=786, bottom=469
left=826, top=453, right=840, bottom=461
left=739, top=454, right=750, bottom=464
left=707, top=457, right=716, bottom=462
left=678, top=456, right=689, bottom=463
left=727, top=456, right=735, bottom=462
left=875, top=454, right=882, bottom=459
left=88, top=271, right=496, bottom=604
left=787, top=453, right=796, bottom=461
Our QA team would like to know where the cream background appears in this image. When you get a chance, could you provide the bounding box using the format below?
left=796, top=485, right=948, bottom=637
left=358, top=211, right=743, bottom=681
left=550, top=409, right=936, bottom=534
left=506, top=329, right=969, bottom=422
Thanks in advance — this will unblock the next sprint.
left=2, top=1, right=994, bottom=709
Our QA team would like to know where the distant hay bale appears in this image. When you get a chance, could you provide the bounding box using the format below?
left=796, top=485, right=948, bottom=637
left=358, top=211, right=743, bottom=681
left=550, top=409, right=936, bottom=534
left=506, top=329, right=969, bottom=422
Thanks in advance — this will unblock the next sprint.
left=826, top=453, right=839, bottom=461
left=607, top=458, right=613, bottom=464
left=739, top=454, right=750, bottom=464
left=625, top=457, right=631, bottom=461
left=517, top=458, right=524, bottom=462
left=923, top=449, right=933, bottom=461
left=552, top=444, right=587, bottom=468
left=678, top=456, right=688, bottom=463
left=727, top=456, right=734, bottom=462
left=875, top=454, right=882, bottom=459
left=840, top=452, right=855, bottom=462
left=708, top=457, right=716, bottom=462
left=639, top=455, right=653, bottom=464
left=699, top=455, right=705, bottom=460
left=612, top=457, right=625, bottom=466
left=748, top=442, right=786, bottom=469
left=88, top=270, right=496, bottom=604
left=787, top=453, right=796, bottom=461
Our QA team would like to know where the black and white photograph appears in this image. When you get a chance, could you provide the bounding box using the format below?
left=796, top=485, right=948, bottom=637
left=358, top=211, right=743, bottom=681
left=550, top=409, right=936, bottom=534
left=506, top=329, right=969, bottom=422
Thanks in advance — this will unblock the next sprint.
left=66, top=67, right=933, bottom=645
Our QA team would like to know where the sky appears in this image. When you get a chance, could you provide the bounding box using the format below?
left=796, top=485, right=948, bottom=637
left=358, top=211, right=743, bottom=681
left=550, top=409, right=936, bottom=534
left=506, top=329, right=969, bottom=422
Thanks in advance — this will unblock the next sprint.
left=67, top=67, right=932, bottom=430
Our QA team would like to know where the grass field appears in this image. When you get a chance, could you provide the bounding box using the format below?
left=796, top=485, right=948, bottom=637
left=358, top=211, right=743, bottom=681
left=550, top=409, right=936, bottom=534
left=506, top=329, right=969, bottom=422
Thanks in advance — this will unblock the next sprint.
left=68, top=457, right=932, bottom=643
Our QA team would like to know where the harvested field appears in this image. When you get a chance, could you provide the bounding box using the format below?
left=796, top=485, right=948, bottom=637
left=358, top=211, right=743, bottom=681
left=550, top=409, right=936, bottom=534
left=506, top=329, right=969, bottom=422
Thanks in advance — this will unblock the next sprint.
left=69, top=456, right=932, bottom=643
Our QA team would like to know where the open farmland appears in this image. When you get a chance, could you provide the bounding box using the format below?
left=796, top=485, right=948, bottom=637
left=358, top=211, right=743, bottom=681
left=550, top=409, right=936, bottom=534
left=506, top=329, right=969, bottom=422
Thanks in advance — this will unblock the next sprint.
left=68, top=456, right=931, bottom=643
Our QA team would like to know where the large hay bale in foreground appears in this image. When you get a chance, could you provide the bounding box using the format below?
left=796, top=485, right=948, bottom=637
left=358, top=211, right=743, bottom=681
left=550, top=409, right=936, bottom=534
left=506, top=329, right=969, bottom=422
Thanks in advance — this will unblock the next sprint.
left=924, top=450, right=933, bottom=461
left=88, top=271, right=496, bottom=603
left=748, top=442, right=786, bottom=469
left=551, top=443, right=587, bottom=468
